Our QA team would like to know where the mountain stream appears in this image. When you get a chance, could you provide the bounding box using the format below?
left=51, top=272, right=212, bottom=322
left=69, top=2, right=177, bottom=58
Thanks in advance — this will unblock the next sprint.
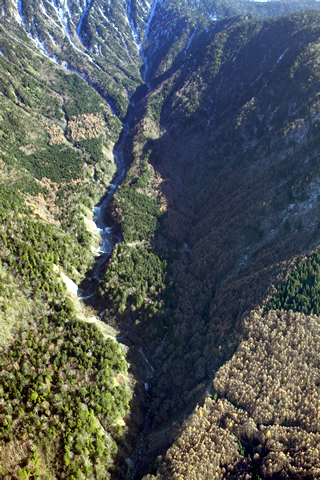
left=73, top=104, right=155, bottom=480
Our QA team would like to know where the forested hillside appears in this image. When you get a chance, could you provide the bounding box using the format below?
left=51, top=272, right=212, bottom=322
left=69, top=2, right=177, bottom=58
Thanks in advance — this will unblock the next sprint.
left=1, top=0, right=320, bottom=478
left=0, top=23, right=132, bottom=479
left=103, top=10, right=320, bottom=479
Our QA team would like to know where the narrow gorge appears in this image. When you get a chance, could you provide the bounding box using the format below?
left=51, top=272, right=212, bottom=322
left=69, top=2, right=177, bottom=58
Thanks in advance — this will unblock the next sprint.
left=1, top=0, right=320, bottom=478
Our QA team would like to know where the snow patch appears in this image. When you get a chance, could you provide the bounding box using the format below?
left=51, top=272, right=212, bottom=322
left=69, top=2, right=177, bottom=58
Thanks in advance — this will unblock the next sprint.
left=39, top=0, right=50, bottom=18
left=210, top=11, right=218, bottom=21
left=17, top=0, right=24, bottom=25
left=272, top=48, right=289, bottom=70
left=48, top=32, right=58, bottom=46
left=31, top=20, right=52, bottom=58
left=216, top=72, right=224, bottom=94
left=140, top=0, right=159, bottom=82
left=138, top=347, right=155, bottom=372
left=185, top=25, right=198, bottom=56
left=98, top=6, right=109, bottom=23
left=126, top=0, right=141, bottom=48
left=154, top=331, right=168, bottom=356
left=123, top=35, right=133, bottom=60
left=76, top=0, right=94, bottom=44
left=48, top=0, right=93, bottom=60
left=250, top=72, right=263, bottom=86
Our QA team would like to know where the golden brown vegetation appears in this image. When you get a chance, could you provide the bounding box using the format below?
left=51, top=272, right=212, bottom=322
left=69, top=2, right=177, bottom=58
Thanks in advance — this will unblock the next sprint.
left=214, top=310, right=320, bottom=433
left=149, top=396, right=320, bottom=479
left=67, top=113, right=106, bottom=142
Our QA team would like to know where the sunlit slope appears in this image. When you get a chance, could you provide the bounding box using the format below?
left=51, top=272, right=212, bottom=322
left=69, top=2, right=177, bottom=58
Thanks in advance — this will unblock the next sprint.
left=1, top=0, right=145, bottom=117
left=0, top=26, right=132, bottom=480
left=2, top=0, right=320, bottom=115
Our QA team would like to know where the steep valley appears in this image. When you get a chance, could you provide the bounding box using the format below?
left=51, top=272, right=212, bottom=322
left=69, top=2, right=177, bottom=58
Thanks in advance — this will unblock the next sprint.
left=1, top=1, right=320, bottom=479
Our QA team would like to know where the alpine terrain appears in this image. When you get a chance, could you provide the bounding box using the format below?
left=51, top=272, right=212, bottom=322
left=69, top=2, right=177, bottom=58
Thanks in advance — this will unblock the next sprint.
left=0, top=0, right=320, bottom=478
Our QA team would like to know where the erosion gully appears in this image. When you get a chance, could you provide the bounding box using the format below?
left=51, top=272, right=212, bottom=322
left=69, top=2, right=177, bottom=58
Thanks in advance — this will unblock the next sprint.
left=76, top=103, right=155, bottom=480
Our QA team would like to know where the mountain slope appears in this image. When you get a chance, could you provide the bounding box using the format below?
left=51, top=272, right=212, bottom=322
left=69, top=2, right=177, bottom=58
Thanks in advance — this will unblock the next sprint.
left=1, top=0, right=144, bottom=117
left=132, top=0, right=320, bottom=86
left=100, top=10, right=320, bottom=478
left=2, top=0, right=320, bottom=114
left=0, top=25, right=133, bottom=479
left=1, top=1, right=320, bottom=479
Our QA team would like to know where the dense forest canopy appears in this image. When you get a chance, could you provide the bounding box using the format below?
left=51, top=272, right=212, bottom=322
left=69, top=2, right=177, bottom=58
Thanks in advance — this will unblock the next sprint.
left=1, top=0, right=320, bottom=478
